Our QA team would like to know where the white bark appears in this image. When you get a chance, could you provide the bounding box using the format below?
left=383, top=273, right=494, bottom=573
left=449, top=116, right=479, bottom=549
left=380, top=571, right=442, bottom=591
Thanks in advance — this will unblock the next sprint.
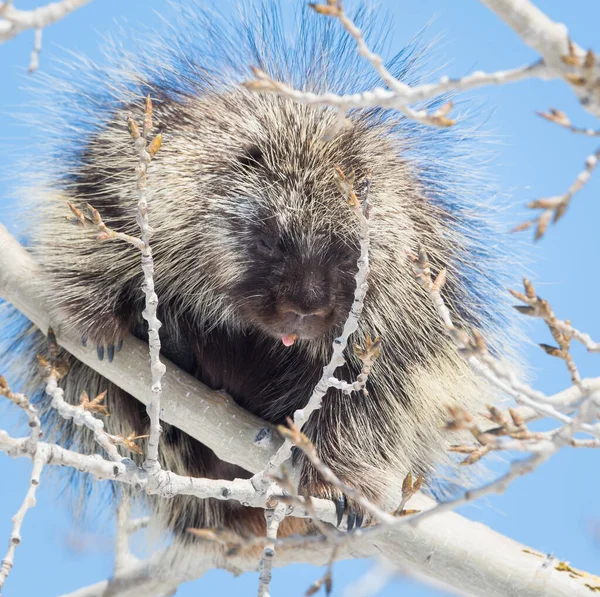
left=0, top=381, right=43, bottom=592
left=0, top=0, right=91, bottom=42
left=258, top=171, right=372, bottom=479
left=119, top=100, right=167, bottom=475
left=478, top=0, right=600, bottom=118
left=0, top=0, right=92, bottom=71
left=58, top=495, right=596, bottom=597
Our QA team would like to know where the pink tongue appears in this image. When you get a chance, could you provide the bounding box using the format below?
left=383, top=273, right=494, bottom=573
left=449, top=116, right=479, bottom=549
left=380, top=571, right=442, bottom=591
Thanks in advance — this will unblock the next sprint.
left=281, top=334, right=297, bottom=347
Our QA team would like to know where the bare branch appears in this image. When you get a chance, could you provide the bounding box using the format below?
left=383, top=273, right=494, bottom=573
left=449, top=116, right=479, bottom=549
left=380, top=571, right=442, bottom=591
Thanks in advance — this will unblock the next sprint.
left=56, top=495, right=600, bottom=597
left=126, top=95, right=166, bottom=474
left=537, top=108, right=600, bottom=137
left=114, top=498, right=139, bottom=576
left=515, top=146, right=600, bottom=240
left=0, top=0, right=92, bottom=70
left=0, top=0, right=90, bottom=41
left=245, top=57, right=547, bottom=127
left=0, top=450, right=44, bottom=591
left=408, top=248, right=600, bottom=521
left=0, top=376, right=43, bottom=591
left=257, top=504, right=288, bottom=597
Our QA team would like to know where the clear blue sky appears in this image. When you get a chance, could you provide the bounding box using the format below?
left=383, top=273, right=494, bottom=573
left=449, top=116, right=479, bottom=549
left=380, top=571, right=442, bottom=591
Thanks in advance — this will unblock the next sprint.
left=1, top=1, right=599, bottom=595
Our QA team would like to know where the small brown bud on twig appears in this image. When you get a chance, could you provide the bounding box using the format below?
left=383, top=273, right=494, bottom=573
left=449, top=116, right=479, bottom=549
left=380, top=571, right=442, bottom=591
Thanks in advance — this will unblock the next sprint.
left=85, top=203, right=102, bottom=226
left=432, top=268, right=447, bottom=292
left=471, top=329, right=488, bottom=354
left=509, top=408, right=525, bottom=428
left=148, top=134, right=162, bottom=158
left=486, top=405, right=507, bottom=427
left=561, top=39, right=579, bottom=66
left=393, top=471, right=424, bottom=515
left=143, top=94, right=153, bottom=138
left=523, top=278, right=536, bottom=300
left=353, top=334, right=382, bottom=362
left=460, top=446, right=490, bottom=465
left=333, top=166, right=359, bottom=207
left=565, top=73, right=586, bottom=87
left=514, top=305, right=537, bottom=316
left=536, top=108, right=571, bottom=128
left=539, top=343, right=566, bottom=358
left=36, top=354, right=69, bottom=381
left=511, top=220, right=534, bottom=233
left=66, top=201, right=87, bottom=227
left=430, top=101, right=456, bottom=127
left=80, top=390, right=110, bottom=416
left=127, top=116, right=141, bottom=140
left=308, top=1, right=342, bottom=18
left=109, top=431, right=149, bottom=455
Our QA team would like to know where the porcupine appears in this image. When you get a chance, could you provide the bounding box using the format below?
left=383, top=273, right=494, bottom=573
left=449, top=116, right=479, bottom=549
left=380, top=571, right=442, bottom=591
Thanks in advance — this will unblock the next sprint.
left=3, top=2, right=513, bottom=540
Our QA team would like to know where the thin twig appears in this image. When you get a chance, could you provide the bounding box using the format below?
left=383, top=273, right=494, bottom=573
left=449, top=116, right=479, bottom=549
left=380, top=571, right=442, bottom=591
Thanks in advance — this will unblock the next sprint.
left=278, top=420, right=398, bottom=526
left=0, top=450, right=44, bottom=591
left=514, top=146, right=600, bottom=239
left=537, top=108, right=600, bottom=137
left=0, top=376, right=44, bottom=592
left=257, top=503, right=288, bottom=597
left=127, top=95, right=166, bottom=474
left=0, top=0, right=92, bottom=71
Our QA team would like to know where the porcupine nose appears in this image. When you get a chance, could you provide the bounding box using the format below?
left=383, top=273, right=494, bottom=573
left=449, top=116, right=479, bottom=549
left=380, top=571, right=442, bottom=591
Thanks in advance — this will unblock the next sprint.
left=274, top=262, right=335, bottom=341
left=286, top=305, right=329, bottom=318
left=280, top=293, right=331, bottom=325
left=280, top=269, right=331, bottom=322
left=281, top=306, right=328, bottom=330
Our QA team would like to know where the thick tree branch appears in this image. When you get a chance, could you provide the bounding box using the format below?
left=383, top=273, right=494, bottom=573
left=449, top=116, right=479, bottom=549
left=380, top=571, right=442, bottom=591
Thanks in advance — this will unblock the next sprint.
left=0, top=222, right=282, bottom=475
left=58, top=496, right=598, bottom=597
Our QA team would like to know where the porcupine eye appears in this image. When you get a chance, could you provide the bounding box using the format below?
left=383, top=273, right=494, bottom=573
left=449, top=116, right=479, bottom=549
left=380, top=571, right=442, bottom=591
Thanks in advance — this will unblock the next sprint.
left=254, top=234, right=282, bottom=259
left=238, top=143, right=264, bottom=169
left=337, top=243, right=360, bottom=269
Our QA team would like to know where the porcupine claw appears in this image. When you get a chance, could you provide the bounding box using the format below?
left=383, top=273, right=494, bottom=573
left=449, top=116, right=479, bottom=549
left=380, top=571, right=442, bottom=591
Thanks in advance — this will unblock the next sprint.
left=94, top=338, right=122, bottom=362
left=83, top=335, right=112, bottom=362
left=334, top=494, right=346, bottom=527
left=334, top=494, right=363, bottom=531
left=354, top=509, right=364, bottom=530
left=346, top=508, right=357, bottom=532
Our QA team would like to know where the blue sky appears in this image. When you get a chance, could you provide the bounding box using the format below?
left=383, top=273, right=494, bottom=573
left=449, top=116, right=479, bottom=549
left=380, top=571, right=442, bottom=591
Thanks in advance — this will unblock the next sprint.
left=1, top=1, right=599, bottom=596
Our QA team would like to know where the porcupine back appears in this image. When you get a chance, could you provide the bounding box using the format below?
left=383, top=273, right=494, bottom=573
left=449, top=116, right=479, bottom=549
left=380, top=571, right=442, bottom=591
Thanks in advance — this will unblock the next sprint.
left=1, top=1, right=516, bottom=540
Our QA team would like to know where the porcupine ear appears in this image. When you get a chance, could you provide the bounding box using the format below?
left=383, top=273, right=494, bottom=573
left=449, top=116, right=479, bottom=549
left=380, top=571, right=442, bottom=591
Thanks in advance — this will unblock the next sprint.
left=237, top=143, right=264, bottom=170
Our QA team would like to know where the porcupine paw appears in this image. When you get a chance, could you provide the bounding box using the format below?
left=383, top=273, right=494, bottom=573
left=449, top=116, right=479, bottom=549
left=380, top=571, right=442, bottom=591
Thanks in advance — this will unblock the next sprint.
left=304, top=480, right=367, bottom=532
left=80, top=316, right=126, bottom=363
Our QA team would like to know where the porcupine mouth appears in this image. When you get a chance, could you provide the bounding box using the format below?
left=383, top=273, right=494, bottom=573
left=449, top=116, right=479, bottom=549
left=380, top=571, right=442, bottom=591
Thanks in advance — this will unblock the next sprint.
left=274, top=311, right=335, bottom=346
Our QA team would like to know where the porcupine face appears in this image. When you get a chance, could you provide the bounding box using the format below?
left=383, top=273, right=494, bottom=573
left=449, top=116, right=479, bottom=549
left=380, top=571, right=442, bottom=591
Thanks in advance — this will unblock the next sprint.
left=225, top=130, right=362, bottom=345
left=233, top=221, right=360, bottom=344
